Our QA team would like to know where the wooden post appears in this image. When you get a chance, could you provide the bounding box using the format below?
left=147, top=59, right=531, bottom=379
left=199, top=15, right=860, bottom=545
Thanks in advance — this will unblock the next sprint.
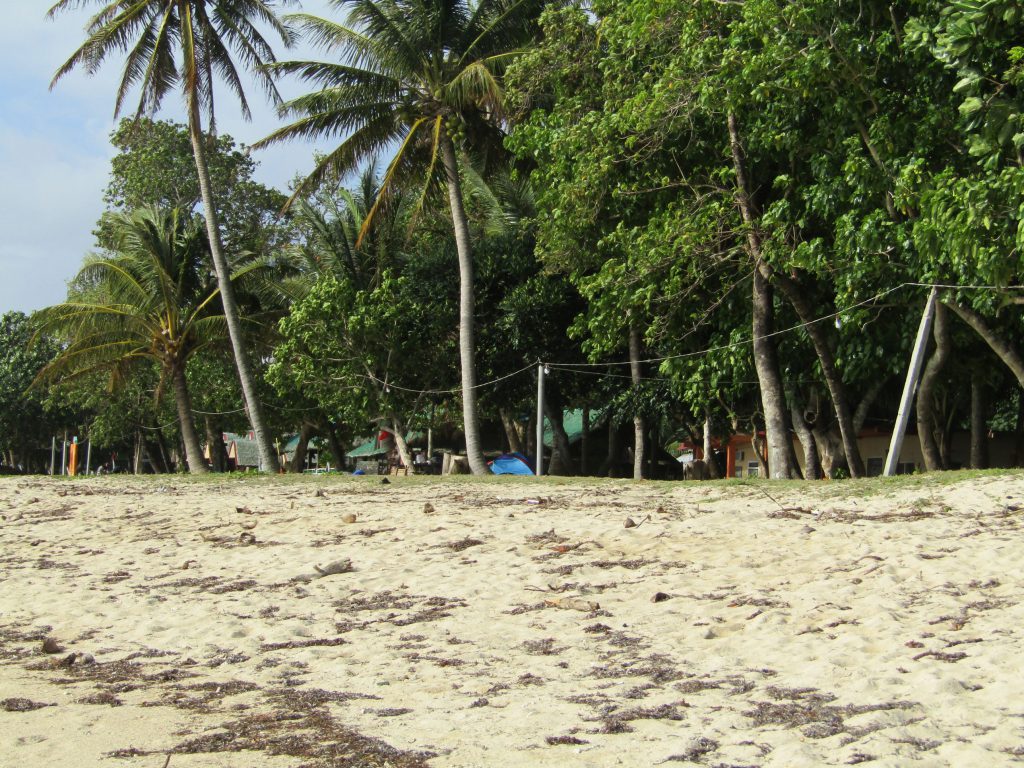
left=50, top=436, right=56, bottom=476
left=581, top=407, right=590, bottom=476
left=85, top=441, right=92, bottom=476
left=536, top=363, right=545, bottom=476
left=885, top=288, right=938, bottom=476
left=61, top=433, right=67, bottom=476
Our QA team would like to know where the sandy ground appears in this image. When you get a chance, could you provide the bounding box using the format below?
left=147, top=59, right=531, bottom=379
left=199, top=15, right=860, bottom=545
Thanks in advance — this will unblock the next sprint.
left=1, top=472, right=1023, bottom=767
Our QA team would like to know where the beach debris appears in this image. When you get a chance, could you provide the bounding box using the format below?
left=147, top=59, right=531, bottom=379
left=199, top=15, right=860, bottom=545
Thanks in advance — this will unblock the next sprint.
left=60, top=651, right=95, bottom=668
left=314, top=558, right=353, bottom=577
left=342, top=513, right=358, bottom=524
left=314, top=489, right=326, bottom=498
left=423, top=502, right=435, bottom=514
left=545, top=597, right=600, bottom=612
left=41, top=636, right=64, bottom=654
left=651, top=592, right=672, bottom=603
left=238, top=532, right=257, bottom=546
left=2, top=698, right=53, bottom=712
left=381, top=477, right=390, bottom=485
left=668, top=736, right=720, bottom=762
left=235, top=506, right=254, bottom=515
left=912, top=650, right=967, bottom=663
left=624, top=514, right=651, bottom=529
left=546, top=735, right=589, bottom=746
left=240, top=520, right=257, bottom=530
left=446, top=537, right=484, bottom=552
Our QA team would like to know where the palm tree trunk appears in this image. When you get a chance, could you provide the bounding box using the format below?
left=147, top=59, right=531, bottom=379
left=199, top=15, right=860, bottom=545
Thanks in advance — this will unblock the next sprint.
left=581, top=407, right=591, bottom=475
left=791, top=401, right=822, bottom=479
left=751, top=270, right=794, bottom=478
left=916, top=302, right=950, bottom=471
left=187, top=100, right=279, bottom=473
left=169, top=361, right=208, bottom=474
left=944, top=300, right=1024, bottom=388
left=728, top=113, right=793, bottom=479
left=441, top=134, right=487, bottom=475
left=291, top=423, right=315, bottom=473
left=388, top=420, right=414, bottom=471
left=325, top=423, right=345, bottom=469
left=500, top=409, right=525, bottom=454
left=769, top=271, right=865, bottom=477
left=629, top=326, right=646, bottom=480
left=970, top=374, right=988, bottom=470
left=544, top=399, right=576, bottom=475
left=205, top=417, right=228, bottom=472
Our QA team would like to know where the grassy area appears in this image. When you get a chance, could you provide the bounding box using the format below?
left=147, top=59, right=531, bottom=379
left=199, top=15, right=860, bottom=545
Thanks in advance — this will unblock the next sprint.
left=20, top=466, right=1024, bottom=499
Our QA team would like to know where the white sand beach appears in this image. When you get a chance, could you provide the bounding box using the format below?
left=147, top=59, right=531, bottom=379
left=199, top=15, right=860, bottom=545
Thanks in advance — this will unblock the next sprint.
left=1, top=472, right=1023, bottom=767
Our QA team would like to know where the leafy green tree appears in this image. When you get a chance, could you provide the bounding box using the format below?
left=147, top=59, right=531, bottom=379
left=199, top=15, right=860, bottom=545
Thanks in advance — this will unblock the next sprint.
left=103, top=118, right=291, bottom=256
left=255, top=0, right=555, bottom=474
left=49, top=0, right=295, bottom=472
left=269, top=267, right=457, bottom=468
left=0, top=313, right=63, bottom=471
left=267, top=161, right=404, bottom=468
left=34, top=207, right=238, bottom=474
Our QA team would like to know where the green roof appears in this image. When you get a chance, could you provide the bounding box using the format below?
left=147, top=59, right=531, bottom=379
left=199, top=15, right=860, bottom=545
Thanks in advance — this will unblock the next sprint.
left=279, top=434, right=325, bottom=461
left=544, top=408, right=606, bottom=448
left=228, top=436, right=260, bottom=467
left=347, top=431, right=425, bottom=458
left=347, top=440, right=387, bottom=458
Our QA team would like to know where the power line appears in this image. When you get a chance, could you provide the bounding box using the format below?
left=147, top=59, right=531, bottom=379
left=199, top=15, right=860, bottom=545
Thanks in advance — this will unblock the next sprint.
left=363, top=361, right=540, bottom=396
left=177, top=281, right=1021, bottom=406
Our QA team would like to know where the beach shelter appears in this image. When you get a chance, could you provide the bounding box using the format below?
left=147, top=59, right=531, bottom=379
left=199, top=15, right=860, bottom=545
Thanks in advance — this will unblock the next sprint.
left=226, top=435, right=260, bottom=469
left=490, top=452, right=534, bottom=476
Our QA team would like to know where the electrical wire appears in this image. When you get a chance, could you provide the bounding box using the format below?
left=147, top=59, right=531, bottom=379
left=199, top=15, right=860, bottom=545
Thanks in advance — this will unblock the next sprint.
left=362, top=361, right=539, bottom=395
left=176, top=281, right=1024, bottom=407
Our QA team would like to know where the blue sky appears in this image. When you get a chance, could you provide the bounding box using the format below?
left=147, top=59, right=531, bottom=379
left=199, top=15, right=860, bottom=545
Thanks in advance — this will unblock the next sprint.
left=0, top=1, right=336, bottom=314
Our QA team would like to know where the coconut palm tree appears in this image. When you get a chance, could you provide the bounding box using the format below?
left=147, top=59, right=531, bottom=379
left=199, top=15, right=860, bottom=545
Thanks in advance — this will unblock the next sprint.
left=254, top=0, right=553, bottom=475
left=48, top=0, right=295, bottom=472
left=35, top=207, right=236, bottom=474
left=281, top=160, right=397, bottom=300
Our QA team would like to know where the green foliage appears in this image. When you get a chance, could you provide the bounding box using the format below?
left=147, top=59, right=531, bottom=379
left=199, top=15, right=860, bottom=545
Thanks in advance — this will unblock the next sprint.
left=268, top=265, right=457, bottom=430
left=36, top=207, right=223, bottom=387
left=256, top=0, right=553, bottom=211
left=0, top=313, right=62, bottom=465
left=102, top=119, right=290, bottom=253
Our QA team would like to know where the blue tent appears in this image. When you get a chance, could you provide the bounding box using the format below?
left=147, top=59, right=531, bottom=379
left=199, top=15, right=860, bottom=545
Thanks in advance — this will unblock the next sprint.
left=490, top=452, right=535, bottom=476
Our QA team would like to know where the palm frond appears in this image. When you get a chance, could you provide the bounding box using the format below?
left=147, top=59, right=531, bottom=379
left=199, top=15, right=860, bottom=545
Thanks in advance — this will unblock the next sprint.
left=357, top=116, right=429, bottom=245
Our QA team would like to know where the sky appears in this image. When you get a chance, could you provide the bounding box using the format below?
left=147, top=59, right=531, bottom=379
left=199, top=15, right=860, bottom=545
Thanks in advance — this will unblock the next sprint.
left=0, top=1, right=337, bottom=314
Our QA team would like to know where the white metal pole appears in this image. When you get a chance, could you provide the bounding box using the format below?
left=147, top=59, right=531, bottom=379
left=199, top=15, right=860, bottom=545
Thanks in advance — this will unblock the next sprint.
left=885, top=287, right=939, bottom=476
left=85, top=441, right=92, bottom=476
left=61, top=433, right=68, bottom=476
left=536, top=363, right=545, bottom=477
left=49, top=436, right=56, bottom=476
